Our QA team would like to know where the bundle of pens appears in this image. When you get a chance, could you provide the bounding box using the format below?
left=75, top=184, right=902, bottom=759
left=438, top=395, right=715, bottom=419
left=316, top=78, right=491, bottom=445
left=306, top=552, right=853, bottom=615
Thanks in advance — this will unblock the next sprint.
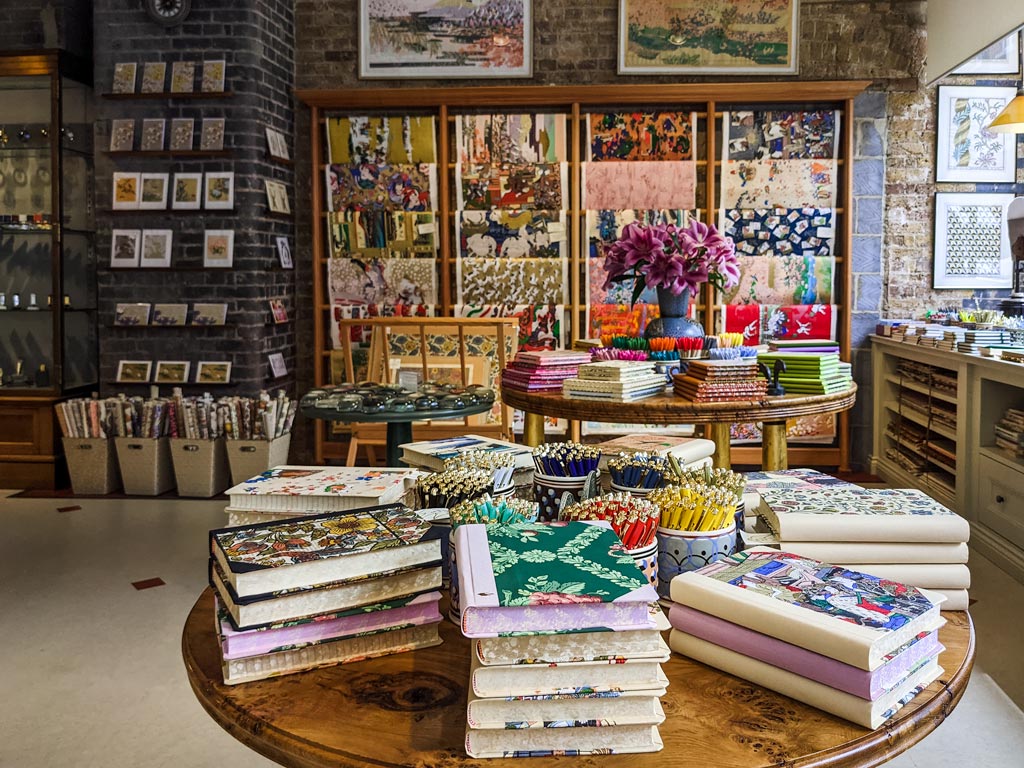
left=716, top=332, right=745, bottom=348
left=607, top=453, right=668, bottom=491
left=560, top=493, right=661, bottom=549
left=532, top=442, right=602, bottom=477
left=444, top=450, right=516, bottom=491
left=648, top=483, right=737, bottom=532
left=647, top=337, right=679, bottom=361
left=666, top=460, right=746, bottom=507
left=416, top=468, right=494, bottom=509
left=448, top=494, right=538, bottom=528
left=591, top=347, right=649, bottom=361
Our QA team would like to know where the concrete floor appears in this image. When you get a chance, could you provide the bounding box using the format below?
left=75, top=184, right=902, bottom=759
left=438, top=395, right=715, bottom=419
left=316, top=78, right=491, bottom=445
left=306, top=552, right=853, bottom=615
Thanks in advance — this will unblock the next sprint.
left=0, top=490, right=1022, bottom=767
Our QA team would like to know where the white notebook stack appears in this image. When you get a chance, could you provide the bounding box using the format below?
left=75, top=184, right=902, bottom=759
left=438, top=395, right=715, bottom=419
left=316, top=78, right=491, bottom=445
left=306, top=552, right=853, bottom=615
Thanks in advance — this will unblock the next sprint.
left=562, top=361, right=666, bottom=403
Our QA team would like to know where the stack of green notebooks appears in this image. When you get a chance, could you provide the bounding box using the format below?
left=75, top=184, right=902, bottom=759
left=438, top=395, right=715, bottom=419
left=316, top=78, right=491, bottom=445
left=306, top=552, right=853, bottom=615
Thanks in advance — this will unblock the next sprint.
left=757, top=352, right=853, bottom=394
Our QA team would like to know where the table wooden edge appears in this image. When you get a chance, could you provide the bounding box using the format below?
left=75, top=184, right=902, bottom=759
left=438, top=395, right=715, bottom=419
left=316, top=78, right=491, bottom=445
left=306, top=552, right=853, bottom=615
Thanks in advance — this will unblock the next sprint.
left=182, top=590, right=974, bottom=768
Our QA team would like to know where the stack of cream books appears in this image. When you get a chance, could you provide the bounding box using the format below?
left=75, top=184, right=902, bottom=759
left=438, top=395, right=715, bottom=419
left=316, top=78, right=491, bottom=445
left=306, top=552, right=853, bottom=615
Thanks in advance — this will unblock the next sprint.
left=210, top=504, right=443, bottom=684
left=744, top=469, right=971, bottom=609
left=562, top=361, right=666, bottom=403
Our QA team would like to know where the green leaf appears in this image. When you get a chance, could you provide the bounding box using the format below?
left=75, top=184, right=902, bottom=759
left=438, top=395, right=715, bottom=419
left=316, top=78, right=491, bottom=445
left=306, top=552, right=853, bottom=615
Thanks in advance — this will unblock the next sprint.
left=630, top=279, right=646, bottom=307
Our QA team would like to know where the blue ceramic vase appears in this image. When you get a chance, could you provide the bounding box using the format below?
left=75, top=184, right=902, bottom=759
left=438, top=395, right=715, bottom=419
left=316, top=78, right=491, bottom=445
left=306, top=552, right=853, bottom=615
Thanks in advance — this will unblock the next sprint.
left=644, top=286, right=704, bottom=340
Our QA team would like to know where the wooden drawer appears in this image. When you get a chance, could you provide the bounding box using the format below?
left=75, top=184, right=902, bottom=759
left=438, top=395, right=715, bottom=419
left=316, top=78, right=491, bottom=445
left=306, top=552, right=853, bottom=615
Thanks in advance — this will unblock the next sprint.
left=977, top=454, right=1024, bottom=550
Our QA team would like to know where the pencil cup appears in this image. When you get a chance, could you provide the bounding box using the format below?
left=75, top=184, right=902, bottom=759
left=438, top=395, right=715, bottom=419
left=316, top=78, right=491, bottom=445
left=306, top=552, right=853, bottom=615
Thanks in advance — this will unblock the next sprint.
left=625, top=540, right=659, bottom=588
left=448, top=527, right=461, bottom=624
left=533, top=471, right=597, bottom=521
left=655, top=523, right=737, bottom=601
left=610, top=481, right=657, bottom=499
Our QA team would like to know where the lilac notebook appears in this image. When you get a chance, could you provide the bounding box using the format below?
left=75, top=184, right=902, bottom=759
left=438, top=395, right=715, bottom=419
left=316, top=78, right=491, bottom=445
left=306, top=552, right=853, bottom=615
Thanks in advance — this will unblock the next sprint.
left=668, top=603, right=944, bottom=701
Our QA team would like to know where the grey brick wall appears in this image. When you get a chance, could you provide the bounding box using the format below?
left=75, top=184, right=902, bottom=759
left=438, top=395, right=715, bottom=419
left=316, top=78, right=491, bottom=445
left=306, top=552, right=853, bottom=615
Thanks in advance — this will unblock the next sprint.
left=0, top=1, right=91, bottom=57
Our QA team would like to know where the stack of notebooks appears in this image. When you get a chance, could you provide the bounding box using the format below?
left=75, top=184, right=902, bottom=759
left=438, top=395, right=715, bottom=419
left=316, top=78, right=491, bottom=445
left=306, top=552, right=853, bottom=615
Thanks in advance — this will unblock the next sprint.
left=223, top=466, right=421, bottom=527
left=562, top=360, right=666, bottom=403
left=756, top=352, right=853, bottom=395
left=210, top=504, right=444, bottom=685
left=502, top=350, right=593, bottom=393
left=455, top=520, right=667, bottom=758
left=767, top=338, right=841, bottom=355
left=593, top=433, right=716, bottom=473
left=667, top=549, right=946, bottom=729
left=994, top=407, right=1024, bottom=460
left=672, top=359, right=768, bottom=402
left=744, top=469, right=971, bottom=610
left=957, top=329, right=1005, bottom=355
left=399, top=434, right=534, bottom=472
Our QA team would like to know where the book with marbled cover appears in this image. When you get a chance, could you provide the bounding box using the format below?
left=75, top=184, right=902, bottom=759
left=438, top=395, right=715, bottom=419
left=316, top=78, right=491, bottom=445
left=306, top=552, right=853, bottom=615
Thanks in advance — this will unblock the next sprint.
left=225, top=465, right=419, bottom=512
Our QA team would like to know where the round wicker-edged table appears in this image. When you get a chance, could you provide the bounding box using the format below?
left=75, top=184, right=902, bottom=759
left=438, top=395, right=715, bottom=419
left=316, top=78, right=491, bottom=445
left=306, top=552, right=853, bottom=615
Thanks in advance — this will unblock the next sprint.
left=500, top=384, right=858, bottom=470
left=183, top=589, right=973, bottom=768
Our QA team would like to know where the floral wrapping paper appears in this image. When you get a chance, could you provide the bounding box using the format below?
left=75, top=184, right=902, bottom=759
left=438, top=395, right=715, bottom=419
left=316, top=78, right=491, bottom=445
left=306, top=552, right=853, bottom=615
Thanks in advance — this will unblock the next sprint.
left=457, top=257, right=568, bottom=305
left=455, top=163, right=567, bottom=210
left=456, top=210, right=566, bottom=259
left=327, top=210, right=437, bottom=259
left=327, top=256, right=438, bottom=306
left=330, top=301, right=436, bottom=349
left=582, top=161, right=697, bottom=210
left=724, top=110, right=839, bottom=161
left=454, top=303, right=565, bottom=351
left=720, top=159, right=837, bottom=210
left=325, top=115, right=437, bottom=165
left=587, top=111, right=696, bottom=161
left=758, top=487, right=963, bottom=517
left=325, top=163, right=437, bottom=212
left=455, top=113, right=568, bottom=165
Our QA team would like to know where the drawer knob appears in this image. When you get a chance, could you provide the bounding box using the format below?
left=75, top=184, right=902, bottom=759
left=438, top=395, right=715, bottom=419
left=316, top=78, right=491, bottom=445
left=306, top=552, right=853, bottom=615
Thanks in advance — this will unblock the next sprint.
left=996, top=495, right=1005, bottom=504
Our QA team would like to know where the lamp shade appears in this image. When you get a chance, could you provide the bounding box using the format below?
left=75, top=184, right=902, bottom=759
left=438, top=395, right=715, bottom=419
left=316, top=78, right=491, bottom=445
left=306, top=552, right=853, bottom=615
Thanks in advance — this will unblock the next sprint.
left=989, top=91, right=1024, bottom=133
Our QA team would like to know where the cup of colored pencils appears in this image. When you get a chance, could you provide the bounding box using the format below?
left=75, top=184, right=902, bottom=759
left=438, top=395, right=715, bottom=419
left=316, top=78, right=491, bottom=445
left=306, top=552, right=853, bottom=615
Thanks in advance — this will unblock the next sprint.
left=677, top=337, right=705, bottom=359
left=607, top=453, right=668, bottom=496
left=666, top=461, right=747, bottom=534
left=560, top=493, right=661, bottom=587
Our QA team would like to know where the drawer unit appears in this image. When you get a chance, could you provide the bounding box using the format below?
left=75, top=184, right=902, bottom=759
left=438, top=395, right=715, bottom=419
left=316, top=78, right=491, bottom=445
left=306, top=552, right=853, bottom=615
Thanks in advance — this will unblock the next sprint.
left=977, top=454, right=1024, bottom=551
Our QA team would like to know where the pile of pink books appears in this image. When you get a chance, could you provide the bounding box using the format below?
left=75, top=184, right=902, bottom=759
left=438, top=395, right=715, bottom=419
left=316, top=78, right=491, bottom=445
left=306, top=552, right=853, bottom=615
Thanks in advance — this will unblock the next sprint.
left=209, top=504, right=443, bottom=685
left=501, top=350, right=593, bottom=393
left=744, top=469, right=971, bottom=609
left=668, top=549, right=947, bottom=729
left=455, top=520, right=667, bottom=758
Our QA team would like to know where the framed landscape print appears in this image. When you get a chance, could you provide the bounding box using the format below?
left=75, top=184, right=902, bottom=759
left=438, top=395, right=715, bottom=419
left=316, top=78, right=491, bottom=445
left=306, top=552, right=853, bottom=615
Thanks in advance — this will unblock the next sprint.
left=172, top=173, right=202, bottom=210
left=140, top=229, right=173, bottom=268
left=933, top=192, right=1014, bottom=289
left=619, top=0, right=799, bottom=74
left=359, top=0, right=532, bottom=79
left=114, top=303, right=151, bottom=326
left=154, top=361, right=190, bottom=384
left=196, top=361, right=232, bottom=384
left=936, top=86, right=1017, bottom=183
left=191, top=303, right=228, bottom=326
left=152, top=303, right=189, bottom=326
left=110, top=230, right=141, bottom=268
left=116, top=360, right=152, bottom=384
left=953, top=32, right=1020, bottom=75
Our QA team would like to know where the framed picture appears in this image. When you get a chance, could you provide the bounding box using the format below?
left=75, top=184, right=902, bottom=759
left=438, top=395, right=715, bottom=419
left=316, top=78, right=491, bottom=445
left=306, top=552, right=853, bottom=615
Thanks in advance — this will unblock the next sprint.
left=152, top=303, right=189, bottom=326
left=169, top=118, right=194, bottom=151
left=265, top=179, right=290, bottom=214
left=109, top=119, right=135, bottom=152
left=268, top=352, right=288, bottom=378
left=140, top=62, right=167, bottom=93
left=116, top=360, right=152, bottom=384
left=936, top=86, right=1018, bottom=183
left=265, top=127, right=290, bottom=160
left=953, top=33, right=1020, bottom=75
left=139, top=118, right=165, bottom=152
left=934, top=192, right=1015, bottom=289
left=203, top=230, right=234, bottom=268
left=191, top=303, right=228, bottom=326
left=112, top=62, right=137, bottom=94
left=112, top=172, right=141, bottom=210
left=275, top=236, right=293, bottom=268
left=170, top=61, right=196, bottom=93
left=618, top=0, right=799, bottom=75
left=140, top=230, right=173, bottom=268
left=201, top=60, right=227, bottom=92
left=114, top=303, right=151, bottom=326
left=172, top=173, right=202, bottom=210
left=269, top=299, right=289, bottom=324
left=110, top=230, right=141, bottom=268
left=154, top=361, right=191, bottom=384
left=196, top=361, right=232, bottom=384
left=359, top=0, right=532, bottom=79
left=139, top=172, right=169, bottom=210
left=199, top=118, right=225, bottom=151
left=204, top=171, right=234, bottom=209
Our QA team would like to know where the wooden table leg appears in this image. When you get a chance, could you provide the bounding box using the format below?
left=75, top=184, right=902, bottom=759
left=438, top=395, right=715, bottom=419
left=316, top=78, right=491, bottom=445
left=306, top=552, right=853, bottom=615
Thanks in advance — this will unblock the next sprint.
left=708, top=423, right=732, bottom=469
left=523, top=412, right=545, bottom=447
left=761, top=421, right=788, bottom=470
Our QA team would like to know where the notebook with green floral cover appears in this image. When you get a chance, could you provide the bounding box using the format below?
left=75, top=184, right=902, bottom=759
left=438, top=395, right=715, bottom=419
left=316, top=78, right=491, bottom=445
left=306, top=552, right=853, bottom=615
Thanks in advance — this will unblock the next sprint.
left=456, top=521, right=659, bottom=638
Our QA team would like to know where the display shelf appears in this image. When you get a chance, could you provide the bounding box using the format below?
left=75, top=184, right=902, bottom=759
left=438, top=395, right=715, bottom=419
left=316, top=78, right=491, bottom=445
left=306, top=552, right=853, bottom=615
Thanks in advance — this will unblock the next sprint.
left=107, top=379, right=236, bottom=386
left=108, top=323, right=234, bottom=329
left=106, top=149, right=234, bottom=158
left=100, top=209, right=236, bottom=216
left=979, top=445, right=1024, bottom=474
left=101, top=90, right=233, bottom=100
left=883, top=373, right=958, bottom=405
left=883, top=401, right=958, bottom=442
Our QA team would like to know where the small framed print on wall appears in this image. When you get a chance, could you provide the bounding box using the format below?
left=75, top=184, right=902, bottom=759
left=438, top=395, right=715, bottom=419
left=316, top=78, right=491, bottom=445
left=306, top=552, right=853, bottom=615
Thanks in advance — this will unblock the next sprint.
left=934, top=192, right=1015, bottom=289
left=275, top=236, right=293, bottom=268
left=112, top=172, right=141, bottom=210
left=139, top=172, right=169, bottom=209
left=196, top=361, right=232, bottom=384
left=140, top=229, right=173, bottom=268
left=203, top=230, right=235, bottom=268
left=204, top=171, right=234, bottom=209
left=172, top=173, right=202, bottom=210
left=110, top=229, right=141, bottom=268
left=154, top=361, right=191, bottom=384
left=268, top=352, right=288, bottom=378
left=265, top=180, right=290, bottom=214
left=953, top=32, right=1020, bottom=75
left=936, top=86, right=1018, bottom=183
left=117, top=360, right=152, bottom=384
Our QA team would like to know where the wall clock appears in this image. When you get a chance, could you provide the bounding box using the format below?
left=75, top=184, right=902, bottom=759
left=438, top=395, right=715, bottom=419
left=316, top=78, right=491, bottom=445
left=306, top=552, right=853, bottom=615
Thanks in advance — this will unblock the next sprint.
left=144, top=0, right=192, bottom=26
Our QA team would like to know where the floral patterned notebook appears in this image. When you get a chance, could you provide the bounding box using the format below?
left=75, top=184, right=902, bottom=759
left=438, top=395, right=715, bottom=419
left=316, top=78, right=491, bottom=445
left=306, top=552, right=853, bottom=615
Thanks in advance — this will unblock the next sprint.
left=225, top=466, right=419, bottom=512
left=457, top=521, right=659, bottom=638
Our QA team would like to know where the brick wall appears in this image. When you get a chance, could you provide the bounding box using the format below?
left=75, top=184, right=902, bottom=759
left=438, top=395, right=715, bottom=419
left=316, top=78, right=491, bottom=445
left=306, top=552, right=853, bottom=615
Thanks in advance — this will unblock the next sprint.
left=0, top=0, right=91, bottom=58
left=92, top=0, right=296, bottom=398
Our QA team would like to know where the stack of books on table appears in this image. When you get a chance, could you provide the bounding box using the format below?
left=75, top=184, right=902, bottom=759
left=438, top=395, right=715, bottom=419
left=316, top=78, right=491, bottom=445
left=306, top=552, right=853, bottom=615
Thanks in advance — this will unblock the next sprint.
left=399, top=434, right=533, bottom=472
left=210, top=504, right=444, bottom=685
left=994, top=408, right=1024, bottom=460
left=593, top=433, right=716, bottom=473
left=667, top=549, right=946, bottom=729
left=957, top=329, right=1005, bottom=355
left=562, top=360, right=666, bottom=403
left=767, top=338, right=841, bottom=355
left=744, top=469, right=971, bottom=610
left=223, top=465, right=421, bottom=527
left=757, top=352, right=853, bottom=395
left=501, top=350, right=593, bottom=393
left=456, top=520, right=667, bottom=758
left=672, top=359, right=768, bottom=402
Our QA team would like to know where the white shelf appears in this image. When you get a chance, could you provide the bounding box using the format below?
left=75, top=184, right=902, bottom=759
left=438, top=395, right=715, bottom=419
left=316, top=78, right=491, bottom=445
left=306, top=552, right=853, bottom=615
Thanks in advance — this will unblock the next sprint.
left=882, top=432, right=957, bottom=476
left=883, top=373, right=958, bottom=405
left=871, top=455, right=958, bottom=510
left=978, top=445, right=1024, bottom=474
left=884, top=401, right=957, bottom=442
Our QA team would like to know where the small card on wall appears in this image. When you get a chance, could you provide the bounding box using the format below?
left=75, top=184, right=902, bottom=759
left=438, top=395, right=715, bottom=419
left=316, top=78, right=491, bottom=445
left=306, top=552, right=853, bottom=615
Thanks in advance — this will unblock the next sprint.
left=140, top=62, right=166, bottom=94
left=265, top=179, right=290, bottom=214
left=203, top=230, right=234, bottom=268
left=196, top=361, right=231, bottom=384
left=112, top=62, right=137, bottom=94
left=200, top=118, right=225, bottom=151
left=265, top=127, right=290, bottom=160
left=139, top=173, right=169, bottom=210
left=140, top=119, right=165, bottom=151
left=114, top=303, right=151, bottom=326
left=117, top=360, right=152, bottom=384
left=140, top=230, right=172, bottom=268
left=110, top=119, right=135, bottom=152
left=204, top=171, right=234, bottom=209
left=169, top=118, right=194, bottom=151
left=154, top=361, right=190, bottom=384
left=110, top=229, right=141, bottom=267
left=152, top=303, right=188, bottom=326
left=268, top=353, right=288, bottom=378
left=170, top=61, right=195, bottom=93
left=172, top=173, right=202, bottom=210
left=191, top=303, right=228, bottom=326
left=112, top=173, right=141, bottom=210
left=269, top=299, right=288, bottom=324
left=201, top=60, right=226, bottom=93
left=275, top=236, right=293, bottom=268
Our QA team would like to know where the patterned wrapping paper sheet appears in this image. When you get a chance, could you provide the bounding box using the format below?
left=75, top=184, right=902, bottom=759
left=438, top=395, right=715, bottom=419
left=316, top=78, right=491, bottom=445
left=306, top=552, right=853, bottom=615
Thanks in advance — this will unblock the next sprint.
left=456, top=210, right=567, bottom=259
left=722, top=303, right=837, bottom=346
left=455, top=113, right=568, bottom=165
left=586, top=303, right=660, bottom=340
left=587, top=111, right=696, bottom=161
left=722, top=254, right=834, bottom=306
left=587, top=257, right=658, bottom=307
left=721, top=207, right=835, bottom=257
left=325, top=115, right=437, bottom=165
left=329, top=302, right=436, bottom=349
left=325, top=163, right=437, bottom=212
left=455, top=162, right=568, bottom=210
left=327, top=256, right=438, bottom=307
left=724, top=110, right=839, bottom=161
left=586, top=209, right=692, bottom=254
left=454, top=303, right=566, bottom=351
left=582, top=161, right=697, bottom=210
left=327, top=210, right=438, bottom=259
left=457, top=257, right=568, bottom=305
left=758, top=487, right=961, bottom=517
left=720, top=159, right=837, bottom=210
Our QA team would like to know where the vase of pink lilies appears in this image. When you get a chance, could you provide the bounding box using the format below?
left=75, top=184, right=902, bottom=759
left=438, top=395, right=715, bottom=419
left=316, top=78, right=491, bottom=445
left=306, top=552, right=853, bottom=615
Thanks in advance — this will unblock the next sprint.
left=602, top=219, right=740, bottom=339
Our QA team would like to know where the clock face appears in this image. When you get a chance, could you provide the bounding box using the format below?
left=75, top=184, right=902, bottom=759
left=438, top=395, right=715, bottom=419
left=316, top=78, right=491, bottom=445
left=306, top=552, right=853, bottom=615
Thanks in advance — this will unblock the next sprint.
left=145, top=0, right=192, bottom=26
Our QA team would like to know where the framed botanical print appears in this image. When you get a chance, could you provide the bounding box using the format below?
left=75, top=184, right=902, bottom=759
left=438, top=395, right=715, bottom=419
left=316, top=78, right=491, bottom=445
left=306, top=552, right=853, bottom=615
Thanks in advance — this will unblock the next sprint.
left=139, top=172, right=169, bottom=210
left=109, top=119, right=135, bottom=152
left=112, top=172, right=141, bottom=210
left=204, top=171, right=234, bottom=209
left=933, top=192, right=1014, bottom=289
left=953, top=32, right=1020, bottom=75
left=359, top=0, right=532, bottom=79
left=140, top=118, right=165, bottom=151
left=203, top=230, right=235, bottom=268
left=172, top=173, right=202, bottom=210
left=619, top=0, right=799, bottom=74
left=110, top=230, right=141, bottom=268
left=936, top=86, right=1017, bottom=183
left=140, top=229, right=173, bottom=268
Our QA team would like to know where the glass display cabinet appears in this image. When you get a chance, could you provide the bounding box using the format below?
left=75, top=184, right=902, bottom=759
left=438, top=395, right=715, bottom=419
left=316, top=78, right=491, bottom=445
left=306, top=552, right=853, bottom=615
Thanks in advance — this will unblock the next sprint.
left=0, top=51, right=96, bottom=488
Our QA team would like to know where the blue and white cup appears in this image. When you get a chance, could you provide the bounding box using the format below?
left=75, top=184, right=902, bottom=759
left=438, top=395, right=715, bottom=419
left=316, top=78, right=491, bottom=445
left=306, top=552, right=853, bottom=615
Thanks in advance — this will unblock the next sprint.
left=655, top=522, right=737, bottom=601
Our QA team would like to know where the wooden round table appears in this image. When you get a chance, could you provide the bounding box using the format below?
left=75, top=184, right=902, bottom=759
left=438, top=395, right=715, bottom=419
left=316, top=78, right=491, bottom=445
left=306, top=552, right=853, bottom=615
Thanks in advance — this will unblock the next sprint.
left=183, top=589, right=973, bottom=768
left=500, top=384, right=858, bottom=470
